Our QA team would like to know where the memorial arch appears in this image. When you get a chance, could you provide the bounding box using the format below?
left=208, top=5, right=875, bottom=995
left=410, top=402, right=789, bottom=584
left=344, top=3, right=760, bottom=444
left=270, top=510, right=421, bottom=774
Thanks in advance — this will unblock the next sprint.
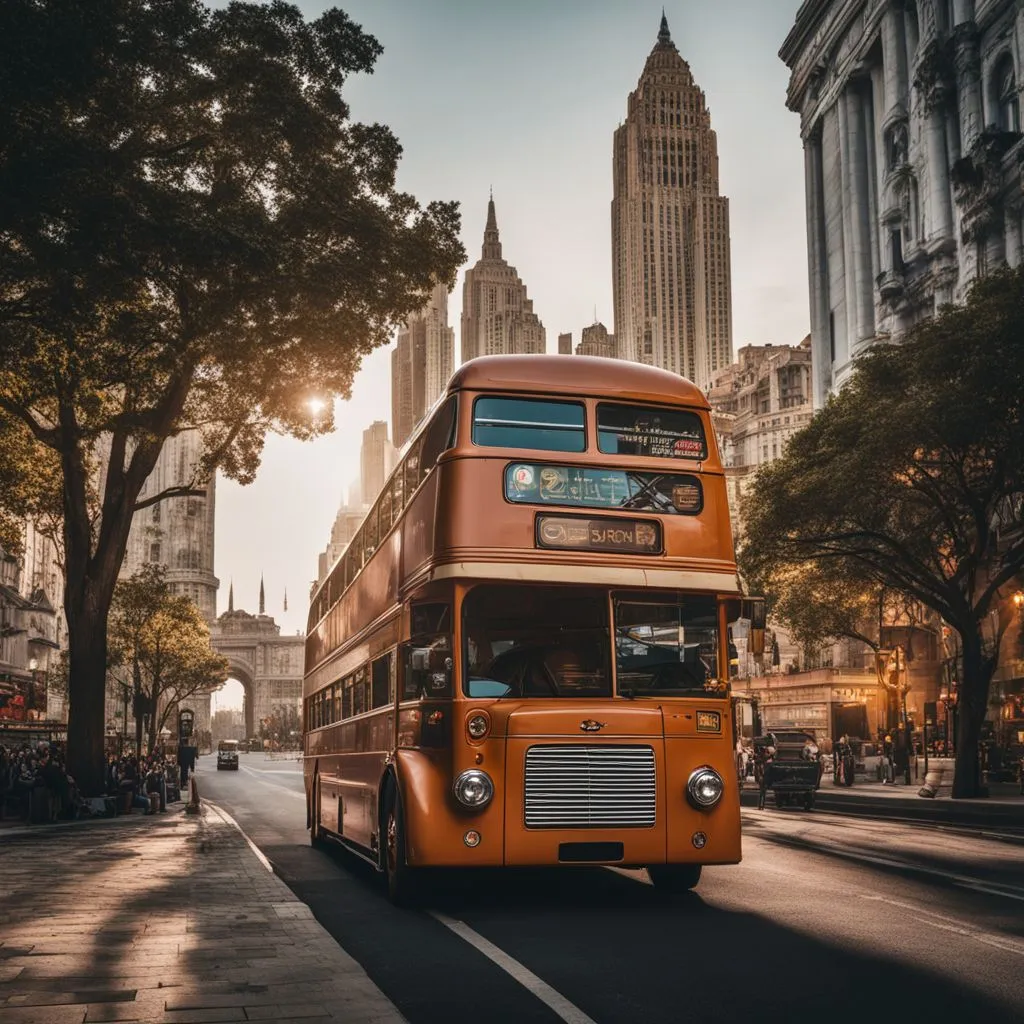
left=196, top=604, right=305, bottom=744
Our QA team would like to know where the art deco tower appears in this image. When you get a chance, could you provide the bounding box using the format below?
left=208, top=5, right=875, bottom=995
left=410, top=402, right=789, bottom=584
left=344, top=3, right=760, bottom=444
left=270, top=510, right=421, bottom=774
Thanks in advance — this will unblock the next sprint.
left=461, top=196, right=546, bottom=363
left=612, top=13, right=733, bottom=388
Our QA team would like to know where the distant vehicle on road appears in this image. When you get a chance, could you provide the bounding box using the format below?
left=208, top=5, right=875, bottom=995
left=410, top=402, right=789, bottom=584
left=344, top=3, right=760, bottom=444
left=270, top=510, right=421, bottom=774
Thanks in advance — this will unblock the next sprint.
left=217, top=739, right=240, bottom=771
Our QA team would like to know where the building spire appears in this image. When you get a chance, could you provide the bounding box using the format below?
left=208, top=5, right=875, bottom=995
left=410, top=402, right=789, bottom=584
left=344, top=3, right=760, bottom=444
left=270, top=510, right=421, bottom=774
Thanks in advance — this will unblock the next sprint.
left=259, top=574, right=265, bottom=615
left=658, top=9, right=671, bottom=45
left=482, top=194, right=502, bottom=260
left=227, top=580, right=234, bottom=614
left=283, top=587, right=288, bottom=613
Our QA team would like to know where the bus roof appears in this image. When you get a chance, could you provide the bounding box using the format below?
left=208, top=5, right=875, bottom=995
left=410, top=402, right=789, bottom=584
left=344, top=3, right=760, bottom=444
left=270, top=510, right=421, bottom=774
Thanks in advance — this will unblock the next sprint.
left=448, top=354, right=710, bottom=410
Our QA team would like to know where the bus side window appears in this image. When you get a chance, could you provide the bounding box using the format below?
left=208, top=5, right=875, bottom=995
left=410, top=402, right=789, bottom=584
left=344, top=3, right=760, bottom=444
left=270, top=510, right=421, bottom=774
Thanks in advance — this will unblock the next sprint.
left=371, top=654, right=391, bottom=709
left=404, top=437, right=423, bottom=495
left=421, top=396, right=457, bottom=475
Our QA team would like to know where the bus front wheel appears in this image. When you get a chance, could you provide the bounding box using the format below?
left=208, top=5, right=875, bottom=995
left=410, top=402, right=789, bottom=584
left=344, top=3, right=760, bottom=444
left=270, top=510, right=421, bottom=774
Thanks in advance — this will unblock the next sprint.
left=384, top=791, right=419, bottom=907
left=648, top=864, right=702, bottom=893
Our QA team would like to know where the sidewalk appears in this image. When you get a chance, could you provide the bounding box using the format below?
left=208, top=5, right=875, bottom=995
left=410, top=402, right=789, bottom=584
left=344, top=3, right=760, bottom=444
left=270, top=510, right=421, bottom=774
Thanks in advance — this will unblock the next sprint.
left=739, top=763, right=1024, bottom=826
left=0, top=802, right=406, bottom=1024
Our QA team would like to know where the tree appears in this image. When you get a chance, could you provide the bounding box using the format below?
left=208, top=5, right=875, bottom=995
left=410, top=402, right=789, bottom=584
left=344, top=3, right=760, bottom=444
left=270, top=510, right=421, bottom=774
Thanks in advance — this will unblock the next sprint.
left=0, top=1, right=464, bottom=794
left=108, top=565, right=228, bottom=755
left=740, top=267, right=1024, bottom=798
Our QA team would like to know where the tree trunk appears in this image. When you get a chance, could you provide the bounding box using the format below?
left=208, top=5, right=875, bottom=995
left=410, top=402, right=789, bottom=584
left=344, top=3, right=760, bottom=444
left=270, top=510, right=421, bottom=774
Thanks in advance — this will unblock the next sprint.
left=952, top=633, right=995, bottom=798
left=64, top=601, right=110, bottom=798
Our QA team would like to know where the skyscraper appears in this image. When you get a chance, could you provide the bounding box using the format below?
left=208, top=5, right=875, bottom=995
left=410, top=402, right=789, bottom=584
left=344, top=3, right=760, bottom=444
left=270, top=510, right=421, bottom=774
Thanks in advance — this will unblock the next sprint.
left=121, top=431, right=219, bottom=621
left=461, top=196, right=546, bottom=362
left=611, top=13, right=733, bottom=389
left=360, top=420, right=394, bottom=508
left=391, top=283, right=455, bottom=449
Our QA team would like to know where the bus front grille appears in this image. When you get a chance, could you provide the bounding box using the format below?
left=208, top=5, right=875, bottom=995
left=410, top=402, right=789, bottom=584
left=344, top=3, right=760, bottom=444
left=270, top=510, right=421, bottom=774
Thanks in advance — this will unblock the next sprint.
left=524, top=745, right=656, bottom=829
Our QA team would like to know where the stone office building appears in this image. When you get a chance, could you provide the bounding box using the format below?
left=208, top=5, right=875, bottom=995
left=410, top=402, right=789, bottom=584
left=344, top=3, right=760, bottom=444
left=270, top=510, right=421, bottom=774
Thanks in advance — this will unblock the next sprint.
left=781, top=0, right=1023, bottom=406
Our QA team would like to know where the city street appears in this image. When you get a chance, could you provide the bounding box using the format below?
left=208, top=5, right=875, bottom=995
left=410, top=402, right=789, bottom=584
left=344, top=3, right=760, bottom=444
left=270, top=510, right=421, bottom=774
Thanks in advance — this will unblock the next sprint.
left=197, top=753, right=1024, bottom=1024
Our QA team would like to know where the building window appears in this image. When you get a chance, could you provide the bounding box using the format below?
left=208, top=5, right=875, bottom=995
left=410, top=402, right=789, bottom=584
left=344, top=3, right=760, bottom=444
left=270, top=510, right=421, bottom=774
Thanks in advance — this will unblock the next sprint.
left=890, top=229, right=905, bottom=273
left=149, top=543, right=161, bottom=563
left=151, top=503, right=161, bottom=524
left=994, top=55, right=1020, bottom=134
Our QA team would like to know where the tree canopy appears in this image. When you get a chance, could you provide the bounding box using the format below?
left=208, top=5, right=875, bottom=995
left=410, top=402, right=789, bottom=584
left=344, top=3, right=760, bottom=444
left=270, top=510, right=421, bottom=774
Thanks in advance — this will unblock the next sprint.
left=0, top=0, right=465, bottom=794
left=740, top=266, right=1024, bottom=797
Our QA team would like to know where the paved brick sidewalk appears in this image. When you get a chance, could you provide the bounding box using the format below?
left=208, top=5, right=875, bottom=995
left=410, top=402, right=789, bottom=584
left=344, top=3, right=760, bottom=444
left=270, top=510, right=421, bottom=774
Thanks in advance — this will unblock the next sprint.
left=0, top=804, right=406, bottom=1024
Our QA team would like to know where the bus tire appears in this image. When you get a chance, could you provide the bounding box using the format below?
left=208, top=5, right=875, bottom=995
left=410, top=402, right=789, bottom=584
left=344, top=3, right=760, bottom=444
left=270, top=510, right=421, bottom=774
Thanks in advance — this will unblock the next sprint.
left=648, top=864, right=702, bottom=893
left=309, top=776, right=325, bottom=848
left=384, top=789, right=419, bottom=907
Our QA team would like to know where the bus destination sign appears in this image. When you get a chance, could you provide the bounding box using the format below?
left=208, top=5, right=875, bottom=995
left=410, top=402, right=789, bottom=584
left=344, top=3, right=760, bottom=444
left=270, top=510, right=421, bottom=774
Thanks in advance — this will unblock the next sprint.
left=535, top=514, right=662, bottom=555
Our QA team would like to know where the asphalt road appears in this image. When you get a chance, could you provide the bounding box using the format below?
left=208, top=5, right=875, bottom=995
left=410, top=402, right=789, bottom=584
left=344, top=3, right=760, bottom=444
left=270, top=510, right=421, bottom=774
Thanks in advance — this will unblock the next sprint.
left=196, top=753, right=1024, bottom=1024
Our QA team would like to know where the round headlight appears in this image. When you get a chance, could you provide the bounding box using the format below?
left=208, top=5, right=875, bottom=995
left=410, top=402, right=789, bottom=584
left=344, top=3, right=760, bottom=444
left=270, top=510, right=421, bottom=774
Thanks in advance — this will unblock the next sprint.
left=453, top=769, right=494, bottom=809
left=467, top=713, right=489, bottom=740
left=687, top=766, right=724, bottom=809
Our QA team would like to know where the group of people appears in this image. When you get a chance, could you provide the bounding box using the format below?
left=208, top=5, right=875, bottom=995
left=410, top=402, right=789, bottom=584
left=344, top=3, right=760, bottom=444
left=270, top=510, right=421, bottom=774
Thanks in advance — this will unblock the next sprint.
left=106, top=753, right=181, bottom=814
left=0, top=742, right=187, bottom=824
left=0, top=741, right=79, bottom=822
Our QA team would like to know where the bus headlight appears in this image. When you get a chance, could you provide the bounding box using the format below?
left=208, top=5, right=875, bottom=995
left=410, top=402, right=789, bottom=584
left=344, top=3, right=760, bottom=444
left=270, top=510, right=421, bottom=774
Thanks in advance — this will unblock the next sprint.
left=453, top=769, right=494, bottom=809
left=687, top=766, right=724, bottom=809
left=467, top=712, right=490, bottom=740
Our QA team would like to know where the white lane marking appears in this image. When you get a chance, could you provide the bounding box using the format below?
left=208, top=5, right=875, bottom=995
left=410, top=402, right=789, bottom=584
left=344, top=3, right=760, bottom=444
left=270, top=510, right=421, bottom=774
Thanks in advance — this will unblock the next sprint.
left=203, top=800, right=274, bottom=873
left=863, top=895, right=1024, bottom=958
left=238, top=764, right=306, bottom=798
left=748, top=828, right=1024, bottom=901
left=430, top=911, right=598, bottom=1024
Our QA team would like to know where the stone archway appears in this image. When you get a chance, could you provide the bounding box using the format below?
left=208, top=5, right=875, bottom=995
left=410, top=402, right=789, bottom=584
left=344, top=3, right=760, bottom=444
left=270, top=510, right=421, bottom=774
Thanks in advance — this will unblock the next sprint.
left=221, top=663, right=256, bottom=741
left=208, top=605, right=305, bottom=748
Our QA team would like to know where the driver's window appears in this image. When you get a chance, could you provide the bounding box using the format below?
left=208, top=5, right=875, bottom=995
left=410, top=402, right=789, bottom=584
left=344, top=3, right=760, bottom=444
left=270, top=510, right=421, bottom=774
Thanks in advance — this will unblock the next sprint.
left=402, top=602, right=452, bottom=699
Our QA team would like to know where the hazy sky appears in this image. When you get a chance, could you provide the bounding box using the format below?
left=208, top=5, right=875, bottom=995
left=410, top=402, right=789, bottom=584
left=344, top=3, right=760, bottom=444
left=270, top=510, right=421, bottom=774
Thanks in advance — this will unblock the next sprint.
left=214, top=0, right=809, bottom=700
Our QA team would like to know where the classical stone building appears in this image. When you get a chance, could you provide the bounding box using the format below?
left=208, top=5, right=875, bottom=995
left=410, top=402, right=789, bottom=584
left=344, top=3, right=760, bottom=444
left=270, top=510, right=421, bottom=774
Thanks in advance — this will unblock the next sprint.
left=575, top=321, right=617, bottom=358
left=0, top=526, right=64, bottom=731
left=707, top=337, right=814, bottom=537
left=122, top=430, right=219, bottom=621
left=391, top=283, right=455, bottom=448
left=611, top=14, right=733, bottom=388
left=460, top=196, right=546, bottom=362
left=781, top=0, right=1024, bottom=406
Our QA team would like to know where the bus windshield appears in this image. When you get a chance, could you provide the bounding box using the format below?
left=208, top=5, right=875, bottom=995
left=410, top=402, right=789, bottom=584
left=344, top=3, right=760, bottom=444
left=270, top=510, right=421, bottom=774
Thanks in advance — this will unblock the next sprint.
left=463, top=586, right=721, bottom=699
left=464, top=585, right=611, bottom=698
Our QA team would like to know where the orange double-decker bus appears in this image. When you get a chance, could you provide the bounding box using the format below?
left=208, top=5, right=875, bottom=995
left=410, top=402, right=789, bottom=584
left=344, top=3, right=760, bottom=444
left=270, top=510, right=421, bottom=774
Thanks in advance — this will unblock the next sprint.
left=303, top=354, right=763, bottom=903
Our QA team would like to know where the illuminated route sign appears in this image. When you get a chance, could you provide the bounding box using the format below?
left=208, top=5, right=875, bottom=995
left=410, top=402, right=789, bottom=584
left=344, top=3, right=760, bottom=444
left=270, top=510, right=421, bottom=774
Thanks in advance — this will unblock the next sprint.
left=535, top=514, right=662, bottom=554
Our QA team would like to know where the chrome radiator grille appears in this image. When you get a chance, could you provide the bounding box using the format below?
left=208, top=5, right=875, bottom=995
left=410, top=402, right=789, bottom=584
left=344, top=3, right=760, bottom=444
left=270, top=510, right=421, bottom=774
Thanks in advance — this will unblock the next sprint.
left=524, top=745, right=657, bottom=829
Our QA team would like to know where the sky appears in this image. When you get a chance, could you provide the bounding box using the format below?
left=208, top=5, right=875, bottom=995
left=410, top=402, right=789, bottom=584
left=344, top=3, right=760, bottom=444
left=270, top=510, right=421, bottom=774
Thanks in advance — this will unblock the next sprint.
left=213, top=0, right=810, bottom=698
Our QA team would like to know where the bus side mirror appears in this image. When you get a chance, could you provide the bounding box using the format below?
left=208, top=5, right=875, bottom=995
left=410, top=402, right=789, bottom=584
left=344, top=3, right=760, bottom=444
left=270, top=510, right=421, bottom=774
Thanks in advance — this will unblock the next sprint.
left=744, top=598, right=766, bottom=656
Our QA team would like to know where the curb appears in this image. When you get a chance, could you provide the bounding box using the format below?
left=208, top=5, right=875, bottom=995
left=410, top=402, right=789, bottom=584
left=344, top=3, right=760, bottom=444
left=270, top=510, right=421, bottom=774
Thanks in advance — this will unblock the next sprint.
left=0, top=801, right=187, bottom=839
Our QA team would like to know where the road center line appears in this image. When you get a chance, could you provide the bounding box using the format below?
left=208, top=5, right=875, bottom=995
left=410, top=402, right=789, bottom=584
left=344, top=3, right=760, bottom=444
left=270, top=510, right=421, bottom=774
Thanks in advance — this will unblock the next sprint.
left=429, top=911, right=598, bottom=1024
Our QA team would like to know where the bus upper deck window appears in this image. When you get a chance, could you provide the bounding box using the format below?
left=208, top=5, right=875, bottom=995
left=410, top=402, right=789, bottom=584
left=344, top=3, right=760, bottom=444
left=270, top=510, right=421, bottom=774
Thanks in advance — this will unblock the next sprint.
left=597, top=403, right=707, bottom=460
left=473, top=397, right=585, bottom=453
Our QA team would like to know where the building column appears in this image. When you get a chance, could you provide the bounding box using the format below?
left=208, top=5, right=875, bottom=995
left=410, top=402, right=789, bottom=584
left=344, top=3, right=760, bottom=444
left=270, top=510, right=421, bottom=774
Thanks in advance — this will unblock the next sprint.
left=926, top=111, right=953, bottom=242
left=951, top=1, right=983, bottom=152
left=804, top=125, right=830, bottom=408
left=844, top=87, right=875, bottom=344
left=837, top=94, right=857, bottom=359
left=881, top=5, right=907, bottom=116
